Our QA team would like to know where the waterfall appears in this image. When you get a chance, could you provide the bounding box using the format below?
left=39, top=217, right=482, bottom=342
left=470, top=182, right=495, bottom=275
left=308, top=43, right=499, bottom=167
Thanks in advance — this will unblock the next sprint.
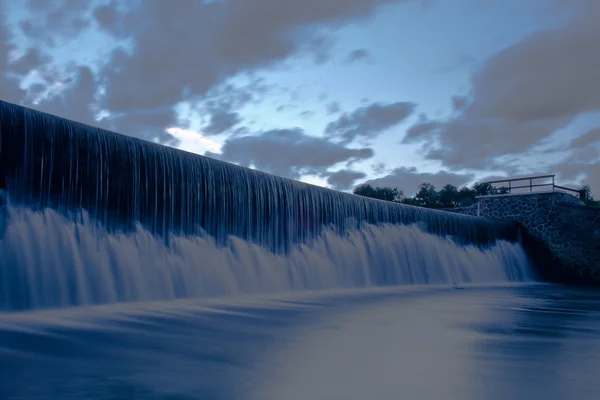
left=0, top=101, right=533, bottom=311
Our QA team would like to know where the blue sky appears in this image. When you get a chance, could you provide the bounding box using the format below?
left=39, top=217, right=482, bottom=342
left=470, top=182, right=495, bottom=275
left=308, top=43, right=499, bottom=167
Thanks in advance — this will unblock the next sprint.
left=1, top=0, right=599, bottom=195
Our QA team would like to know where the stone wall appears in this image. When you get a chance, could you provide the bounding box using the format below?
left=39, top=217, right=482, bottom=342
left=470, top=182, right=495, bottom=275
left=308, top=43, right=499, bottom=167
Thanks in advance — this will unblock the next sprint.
left=445, top=192, right=600, bottom=285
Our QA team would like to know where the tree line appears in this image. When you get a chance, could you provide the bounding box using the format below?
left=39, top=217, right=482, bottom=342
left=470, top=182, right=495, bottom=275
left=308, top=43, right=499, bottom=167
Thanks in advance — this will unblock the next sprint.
left=352, top=182, right=598, bottom=209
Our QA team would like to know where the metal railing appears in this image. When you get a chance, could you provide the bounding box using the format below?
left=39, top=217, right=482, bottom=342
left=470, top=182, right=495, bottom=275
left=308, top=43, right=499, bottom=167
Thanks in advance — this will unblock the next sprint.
left=482, top=174, right=585, bottom=199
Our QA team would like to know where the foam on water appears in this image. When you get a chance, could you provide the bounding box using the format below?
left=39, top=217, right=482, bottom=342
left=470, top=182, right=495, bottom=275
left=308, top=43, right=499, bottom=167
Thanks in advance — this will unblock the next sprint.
left=0, top=206, right=533, bottom=311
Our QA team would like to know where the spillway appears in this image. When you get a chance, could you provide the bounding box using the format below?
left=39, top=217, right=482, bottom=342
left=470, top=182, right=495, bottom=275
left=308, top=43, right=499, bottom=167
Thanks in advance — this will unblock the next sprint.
left=0, top=100, right=534, bottom=311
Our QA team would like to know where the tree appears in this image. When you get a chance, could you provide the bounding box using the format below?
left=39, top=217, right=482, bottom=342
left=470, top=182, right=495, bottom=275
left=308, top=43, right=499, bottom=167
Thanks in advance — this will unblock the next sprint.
left=353, top=184, right=377, bottom=198
left=375, top=186, right=404, bottom=202
left=581, top=185, right=593, bottom=201
left=456, top=187, right=476, bottom=207
left=353, top=184, right=404, bottom=202
left=472, top=181, right=493, bottom=196
left=438, top=184, right=459, bottom=208
left=414, top=182, right=439, bottom=208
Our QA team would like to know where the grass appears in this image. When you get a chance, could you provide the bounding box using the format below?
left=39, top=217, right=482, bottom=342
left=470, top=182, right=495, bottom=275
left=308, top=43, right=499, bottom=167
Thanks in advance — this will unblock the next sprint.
left=583, top=199, right=600, bottom=208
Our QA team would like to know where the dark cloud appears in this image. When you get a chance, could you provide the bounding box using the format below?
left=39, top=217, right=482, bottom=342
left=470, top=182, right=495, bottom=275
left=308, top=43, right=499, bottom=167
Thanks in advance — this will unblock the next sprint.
left=93, top=0, right=412, bottom=114
left=203, top=109, right=241, bottom=135
left=556, top=161, right=600, bottom=196
left=364, top=167, right=475, bottom=196
left=325, top=101, right=416, bottom=144
left=325, top=169, right=367, bottom=190
left=371, top=162, right=387, bottom=174
left=20, top=64, right=179, bottom=144
left=402, top=114, right=439, bottom=144
left=198, top=79, right=269, bottom=135
left=450, top=95, right=468, bottom=112
left=0, top=9, right=26, bottom=104
left=408, top=1, right=600, bottom=170
left=569, top=128, right=600, bottom=148
left=8, top=48, right=49, bottom=75
left=21, top=0, right=91, bottom=44
left=344, top=48, right=370, bottom=64
left=8, top=0, right=414, bottom=146
left=93, top=1, right=118, bottom=28
left=303, top=33, right=335, bottom=65
left=300, top=110, right=315, bottom=119
left=326, top=101, right=341, bottom=115
left=206, top=128, right=374, bottom=179
left=22, top=66, right=97, bottom=125
left=103, top=107, right=180, bottom=145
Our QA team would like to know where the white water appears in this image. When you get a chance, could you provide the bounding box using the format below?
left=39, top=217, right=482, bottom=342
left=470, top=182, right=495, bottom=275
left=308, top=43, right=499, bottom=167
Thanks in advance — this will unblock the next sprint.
left=0, top=206, right=533, bottom=311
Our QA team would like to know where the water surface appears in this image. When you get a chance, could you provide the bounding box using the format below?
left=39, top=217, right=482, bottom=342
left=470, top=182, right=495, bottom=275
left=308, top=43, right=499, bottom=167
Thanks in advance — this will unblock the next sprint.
left=2, top=283, right=599, bottom=399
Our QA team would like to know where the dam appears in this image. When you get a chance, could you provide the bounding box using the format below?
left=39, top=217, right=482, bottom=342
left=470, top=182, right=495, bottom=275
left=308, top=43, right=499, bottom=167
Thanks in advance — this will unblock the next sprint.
left=0, top=100, right=532, bottom=311
left=4, top=101, right=600, bottom=400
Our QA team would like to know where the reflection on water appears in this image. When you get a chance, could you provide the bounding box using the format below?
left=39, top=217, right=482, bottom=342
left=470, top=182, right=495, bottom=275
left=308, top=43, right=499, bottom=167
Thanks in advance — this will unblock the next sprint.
left=1, top=284, right=600, bottom=399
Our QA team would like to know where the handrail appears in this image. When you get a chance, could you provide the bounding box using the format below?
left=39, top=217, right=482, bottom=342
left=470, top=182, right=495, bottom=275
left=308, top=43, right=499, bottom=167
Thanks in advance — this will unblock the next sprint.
left=484, top=174, right=556, bottom=184
left=482, top=174, right=585, bottom=200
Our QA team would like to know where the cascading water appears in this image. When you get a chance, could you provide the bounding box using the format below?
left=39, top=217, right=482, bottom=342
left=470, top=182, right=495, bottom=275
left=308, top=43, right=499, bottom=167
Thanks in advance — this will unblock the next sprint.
left=0, top=100, right=534, bottom=311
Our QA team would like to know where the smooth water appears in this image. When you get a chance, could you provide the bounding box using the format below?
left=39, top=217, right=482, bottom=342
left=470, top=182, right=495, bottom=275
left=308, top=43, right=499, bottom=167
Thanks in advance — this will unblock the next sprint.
left=2, top=284, right=600, bottom=400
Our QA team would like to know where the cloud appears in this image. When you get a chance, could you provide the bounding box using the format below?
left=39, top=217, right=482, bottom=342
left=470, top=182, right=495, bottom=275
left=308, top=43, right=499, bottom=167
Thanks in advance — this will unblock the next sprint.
left=167, top=127, right=222, bottom=154
left=450, top=95, right=467, bottom=112
left=553, top=158, right=600, bottom=196
left=569, top=127, right=600, bottom=148
left=325, top=169, right=367, bottom=190
left=7, top=47, right=49, bottom=75
left=92, top=0, right=412, bottom=114
left=407, top=1, right=600, bottom=170
left=20, top=0, right=92, bottom=45
left=0, top=12, right=26, bottom=104
left=203, top=107, right=242, bottom=135
left=103, top=107, right=180, bottom=145
left=344, top=48, right=370, bottom=63
left=7, top=0, right=414, bottom=147
left=325, top=101, right=416, bottom=144
left=93, top=1, right=118, bottom=29
left=402, top=114, right=439, bottom=144
left=23, top=65, right=98, bottom=125
left=364, top=167, right=475, bottom=195
left=206, top=128, right=374, bottom=179
left=326, top=101, right=341, bottom=115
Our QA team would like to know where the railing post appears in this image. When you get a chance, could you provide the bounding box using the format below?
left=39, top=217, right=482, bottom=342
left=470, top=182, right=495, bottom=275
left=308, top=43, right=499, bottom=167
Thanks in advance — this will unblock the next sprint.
left=552, top=176, right=555, bottom=191
left=508, top=180, right=511, bottom=194
left=530, top=178, right=532, bottom=192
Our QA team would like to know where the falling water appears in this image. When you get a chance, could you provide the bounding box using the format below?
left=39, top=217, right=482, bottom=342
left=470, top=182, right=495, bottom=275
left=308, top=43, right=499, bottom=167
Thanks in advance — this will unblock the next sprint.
left=0, top=100, right=534, bottom=311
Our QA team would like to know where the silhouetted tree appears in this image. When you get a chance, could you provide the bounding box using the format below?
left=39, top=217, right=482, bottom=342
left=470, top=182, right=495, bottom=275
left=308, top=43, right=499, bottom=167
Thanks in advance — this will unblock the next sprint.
left=399, top=197, right=419, bottom=206
left=353, top=181, right=597, bottom=209
left=472, top=182, right=493, bottom=196
left=456, top=187, right=476, bottom=207
left=353, top=183, right=377, bottom=198
left=438, top=184, right=459, bottom=208
left=353, top=184, right=404, bottom=202
left=581, top=185, right=593, bottom=200
left=413, top=182, right=439, bottom=208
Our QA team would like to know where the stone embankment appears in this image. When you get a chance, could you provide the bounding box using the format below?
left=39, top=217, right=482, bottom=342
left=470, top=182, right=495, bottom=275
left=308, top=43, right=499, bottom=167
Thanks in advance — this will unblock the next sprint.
left=445, top=192, right=600, bottom=284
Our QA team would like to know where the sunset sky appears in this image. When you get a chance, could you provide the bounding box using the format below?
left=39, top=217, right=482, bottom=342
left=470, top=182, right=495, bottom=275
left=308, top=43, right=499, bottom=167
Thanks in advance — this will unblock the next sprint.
left=1, top=0, right=598, bottom=195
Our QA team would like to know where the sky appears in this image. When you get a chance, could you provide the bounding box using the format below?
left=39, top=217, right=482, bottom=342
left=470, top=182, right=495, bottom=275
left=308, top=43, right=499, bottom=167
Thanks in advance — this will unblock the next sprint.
left=0, top=0, right=599, bottom=196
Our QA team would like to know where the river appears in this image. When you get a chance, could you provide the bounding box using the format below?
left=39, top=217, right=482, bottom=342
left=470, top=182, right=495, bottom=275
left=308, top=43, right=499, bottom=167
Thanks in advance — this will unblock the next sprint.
left=1, top=283, right=599, bottom=399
